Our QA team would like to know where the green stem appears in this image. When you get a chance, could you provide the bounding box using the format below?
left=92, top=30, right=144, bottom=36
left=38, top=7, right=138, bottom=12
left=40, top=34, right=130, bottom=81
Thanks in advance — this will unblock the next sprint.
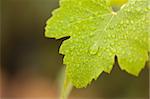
left=59, top=71, right=73, bottom=99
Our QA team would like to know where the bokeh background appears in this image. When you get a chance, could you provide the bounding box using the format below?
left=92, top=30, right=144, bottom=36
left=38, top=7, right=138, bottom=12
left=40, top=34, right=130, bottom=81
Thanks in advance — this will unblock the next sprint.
left=0, top=0, right=149, bottom=99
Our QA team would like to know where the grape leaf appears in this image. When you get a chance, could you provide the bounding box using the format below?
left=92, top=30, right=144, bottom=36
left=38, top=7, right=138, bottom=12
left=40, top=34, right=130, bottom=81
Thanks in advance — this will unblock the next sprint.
left=45, top=0, right=149, bottom=88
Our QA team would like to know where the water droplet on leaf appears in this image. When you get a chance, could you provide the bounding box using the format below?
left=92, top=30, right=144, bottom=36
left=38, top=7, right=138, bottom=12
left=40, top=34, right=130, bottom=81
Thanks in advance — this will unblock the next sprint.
left=89, top=43, right=99, bottom=55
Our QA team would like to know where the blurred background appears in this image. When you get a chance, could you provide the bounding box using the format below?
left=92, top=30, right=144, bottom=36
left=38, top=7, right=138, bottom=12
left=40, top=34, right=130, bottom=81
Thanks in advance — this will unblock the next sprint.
left=0, top=0, right=149, bottom=99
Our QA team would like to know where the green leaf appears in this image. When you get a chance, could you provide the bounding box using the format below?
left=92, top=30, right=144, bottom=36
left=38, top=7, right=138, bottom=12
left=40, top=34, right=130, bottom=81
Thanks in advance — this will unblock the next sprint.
left=45, top=0, right=149, bottom=88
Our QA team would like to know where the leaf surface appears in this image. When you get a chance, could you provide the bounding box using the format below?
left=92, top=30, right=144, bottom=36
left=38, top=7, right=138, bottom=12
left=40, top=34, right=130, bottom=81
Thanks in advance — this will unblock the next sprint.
left=45, top=0, right=149, bottom=88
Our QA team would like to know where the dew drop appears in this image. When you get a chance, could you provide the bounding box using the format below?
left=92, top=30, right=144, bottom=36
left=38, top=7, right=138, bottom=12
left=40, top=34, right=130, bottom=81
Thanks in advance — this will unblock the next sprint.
left=112, top=35, right=115, bottom=39
left=124, top=34, right=128, bottom=39
left=89, top=43, right=99, bottom=55
left=110, top=42, right=115, bottom=46
left=126, top=20, right=129, bottom=24
left=98, top=52, right=102, bottom=57
left=126, top=9, right=130, bottom=12
left=103, top=39, right=107, bottom=43
left=120, top=21, right=124, bottom=25
left=132, top=27, right=136, bottom=31
left=100, top=16, right=104, bottom=20
left=130, top=20, right=134, bottom=24
left=144, top=8, right=148, bottom=12
left=89, top=32, right=94, bottom=37
left=108, top=34, right=112, bottom=38
left=136, top=7, right=142, bottom=12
